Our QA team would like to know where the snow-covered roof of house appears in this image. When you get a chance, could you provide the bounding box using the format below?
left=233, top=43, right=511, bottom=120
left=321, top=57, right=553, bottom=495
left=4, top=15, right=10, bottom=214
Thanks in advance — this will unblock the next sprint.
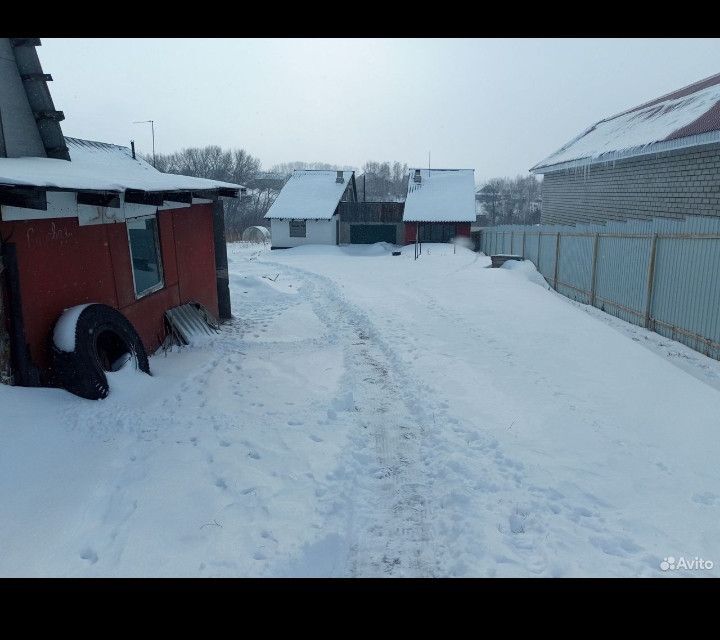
left=0, top=137, right=241, bottom=195
left=402, top=168, right=476, bottom=222
left=532, top=72, right=720, bottom=174
left=264, top=169, right=354, bottom=220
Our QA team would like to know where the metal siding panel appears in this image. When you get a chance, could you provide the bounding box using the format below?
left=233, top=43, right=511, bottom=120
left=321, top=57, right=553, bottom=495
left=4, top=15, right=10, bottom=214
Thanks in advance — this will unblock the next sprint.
left=652, top=237, right=720, bottom=352
left=594, top=236, right=651, bottom=325
left=3, top=217, right=118, bottom=369
left=484, top=216, right=720, bottom=360
left=171, top=204, right=219, bottom=319
left=557, top=234, right=593, bottom=303
left=539, top=234, right=557, bottom=281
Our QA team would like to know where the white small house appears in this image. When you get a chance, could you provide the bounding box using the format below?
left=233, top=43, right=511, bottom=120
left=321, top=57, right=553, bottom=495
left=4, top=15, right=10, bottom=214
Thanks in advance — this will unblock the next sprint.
left=265, top=169, right=357, bottom=248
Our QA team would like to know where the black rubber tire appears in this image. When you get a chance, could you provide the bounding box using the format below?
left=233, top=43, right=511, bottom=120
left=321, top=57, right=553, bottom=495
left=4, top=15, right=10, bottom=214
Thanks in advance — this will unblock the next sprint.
left=49, top=304, right=150, bottom=400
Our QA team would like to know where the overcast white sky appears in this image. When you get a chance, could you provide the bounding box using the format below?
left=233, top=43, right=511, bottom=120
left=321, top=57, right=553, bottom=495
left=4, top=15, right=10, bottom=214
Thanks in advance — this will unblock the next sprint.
left=40, top=38, right=720, bottom=182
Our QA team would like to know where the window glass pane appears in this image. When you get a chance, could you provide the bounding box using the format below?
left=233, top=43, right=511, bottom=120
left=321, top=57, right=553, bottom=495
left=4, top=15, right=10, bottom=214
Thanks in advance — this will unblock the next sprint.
left=127, top=216, right=163, bottom=296
left=289, top=220, right=306, bottom=237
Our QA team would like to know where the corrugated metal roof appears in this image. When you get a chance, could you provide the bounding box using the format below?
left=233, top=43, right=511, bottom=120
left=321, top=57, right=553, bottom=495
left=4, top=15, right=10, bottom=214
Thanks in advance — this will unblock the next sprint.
left=0, top=136, right=241, bottom=194
left=264, top=169, right=354, bottom=220
left=532, top=72, right=720, bottom=174
left=165, top=302, right=219, bottom=346
left=402, top=168, right=476, bottom=222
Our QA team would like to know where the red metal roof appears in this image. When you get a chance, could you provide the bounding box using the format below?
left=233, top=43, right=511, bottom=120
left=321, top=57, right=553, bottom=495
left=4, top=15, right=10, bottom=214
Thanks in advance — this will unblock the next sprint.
left=611, top=72, right=720, bottom=143
left=532, top=71, right=720, bottom=172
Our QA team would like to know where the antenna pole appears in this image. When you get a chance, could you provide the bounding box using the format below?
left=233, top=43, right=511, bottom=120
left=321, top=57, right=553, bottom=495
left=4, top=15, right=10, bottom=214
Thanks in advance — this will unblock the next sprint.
left=133, top=119, right=156, bottom=167
left=150, top=120, right=155, bottom=167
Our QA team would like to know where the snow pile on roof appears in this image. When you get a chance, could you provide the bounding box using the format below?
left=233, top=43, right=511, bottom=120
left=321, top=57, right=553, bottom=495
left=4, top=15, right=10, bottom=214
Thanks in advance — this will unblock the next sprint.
left=0, top=137, right=241, bottom=194
left=402, top=169, right=476, bottom=222
left=264, top=170, right=353, bottom=220
left=532, top=74, right=720, bottom=173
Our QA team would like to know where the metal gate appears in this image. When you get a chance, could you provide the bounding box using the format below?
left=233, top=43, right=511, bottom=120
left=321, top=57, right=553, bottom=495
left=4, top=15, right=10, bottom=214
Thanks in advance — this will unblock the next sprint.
left=350, top=224, right=396, bottom=244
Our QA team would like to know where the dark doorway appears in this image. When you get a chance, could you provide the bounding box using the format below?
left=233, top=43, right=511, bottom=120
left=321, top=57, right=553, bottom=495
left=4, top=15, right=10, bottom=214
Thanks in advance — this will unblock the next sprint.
left=418, top=223, right=457, bottom=243
left=350, top=225, right=396, bottom=244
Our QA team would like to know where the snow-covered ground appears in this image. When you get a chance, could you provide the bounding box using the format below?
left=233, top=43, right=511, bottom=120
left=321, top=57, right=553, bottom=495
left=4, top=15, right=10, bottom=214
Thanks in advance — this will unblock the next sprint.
left=2, top=241, right=720, bottom=577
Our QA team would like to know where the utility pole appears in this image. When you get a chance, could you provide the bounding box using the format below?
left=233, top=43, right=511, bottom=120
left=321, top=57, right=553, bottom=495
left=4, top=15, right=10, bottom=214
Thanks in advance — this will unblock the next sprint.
left=133, top=119, right=156, bottom=167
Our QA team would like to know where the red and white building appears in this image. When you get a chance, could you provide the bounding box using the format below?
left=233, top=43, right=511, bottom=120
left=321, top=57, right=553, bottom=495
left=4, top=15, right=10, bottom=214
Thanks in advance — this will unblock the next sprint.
left=402, top=168, right=476, bottom=244
left=0, top=38, right=241, bottom=387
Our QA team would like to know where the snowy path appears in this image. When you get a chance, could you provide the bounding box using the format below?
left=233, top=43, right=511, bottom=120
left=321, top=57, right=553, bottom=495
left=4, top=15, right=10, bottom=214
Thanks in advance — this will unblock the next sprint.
left=1, top=242, right=720, bottom=577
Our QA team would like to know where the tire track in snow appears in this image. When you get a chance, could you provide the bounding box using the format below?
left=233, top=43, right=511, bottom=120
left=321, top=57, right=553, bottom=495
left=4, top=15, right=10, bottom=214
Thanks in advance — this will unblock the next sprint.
left=258, top=254, right=659, bottom=577
left=58, top=247, right=660, bottom=577
left=254, top=257, right=439, bottom=576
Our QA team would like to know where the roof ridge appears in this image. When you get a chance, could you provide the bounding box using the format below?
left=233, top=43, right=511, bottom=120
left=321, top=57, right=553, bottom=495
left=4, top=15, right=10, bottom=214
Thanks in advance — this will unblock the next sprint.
left=408, top=168, right=474, bottom=172
left=292, top=168, right=355, bottom=173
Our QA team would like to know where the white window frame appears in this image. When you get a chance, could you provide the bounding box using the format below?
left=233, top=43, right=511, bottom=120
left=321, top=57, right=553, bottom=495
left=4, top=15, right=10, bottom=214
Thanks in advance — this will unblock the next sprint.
left=126, top=214, right=165, bottom=299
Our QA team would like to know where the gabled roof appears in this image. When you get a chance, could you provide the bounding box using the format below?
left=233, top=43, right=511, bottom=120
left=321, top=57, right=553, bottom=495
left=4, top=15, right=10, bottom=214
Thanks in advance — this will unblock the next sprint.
left=402, top=168, right=476, bottom=222
left=532, top=72, right=720, bottom=174
left=0, top=136, right=241, bottom=195
left=264, top=169, right=354, bottom=220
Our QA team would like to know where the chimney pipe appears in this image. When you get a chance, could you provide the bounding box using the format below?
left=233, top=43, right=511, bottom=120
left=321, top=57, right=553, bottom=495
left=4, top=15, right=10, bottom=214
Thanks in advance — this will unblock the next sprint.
left=130, top=140, right=136, bottom=159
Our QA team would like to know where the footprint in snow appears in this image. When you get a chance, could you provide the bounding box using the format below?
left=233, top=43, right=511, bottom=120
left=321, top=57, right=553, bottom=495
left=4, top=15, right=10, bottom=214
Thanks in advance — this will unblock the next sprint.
left=692, top=492, right=718, bottom=505
left=261, top=529, right=278, bottom=542
left=80, top=548, right=98, bottom=564
left=589, top=535, right=642, bottom=557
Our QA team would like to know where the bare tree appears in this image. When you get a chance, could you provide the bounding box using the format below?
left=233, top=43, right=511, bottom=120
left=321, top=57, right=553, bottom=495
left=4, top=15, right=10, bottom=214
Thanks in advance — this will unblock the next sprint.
left=357, top=161, right=409, bottom=201
left=476, top=175, right=542, bottom=226
left=152, top=146, right=263, bottom=238
left=270, top=161, right=355, bottom=174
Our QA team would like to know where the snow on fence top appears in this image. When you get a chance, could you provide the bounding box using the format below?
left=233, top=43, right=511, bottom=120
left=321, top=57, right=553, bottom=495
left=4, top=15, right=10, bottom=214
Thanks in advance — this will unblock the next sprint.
left=402, top=168, right=476, bottom=223
left=0, top=137, right=241, bottom=194
left=264, top=170, right=354, bottom=220
left=531, top=72, right=720, bottom=174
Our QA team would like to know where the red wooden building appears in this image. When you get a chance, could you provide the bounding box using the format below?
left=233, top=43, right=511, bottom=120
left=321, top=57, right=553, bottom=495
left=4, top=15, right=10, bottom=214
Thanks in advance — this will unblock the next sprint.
left=0, top=39, right=240, bottom=390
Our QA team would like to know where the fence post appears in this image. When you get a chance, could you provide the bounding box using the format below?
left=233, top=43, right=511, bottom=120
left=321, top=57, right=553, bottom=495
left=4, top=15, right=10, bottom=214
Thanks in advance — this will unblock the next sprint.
left=522, top=231, right=526, bottom=258
left=643, top=234, right=658, bottom=328
left=553, top=232, right=561, bottom=290
left=589, top=233, right=600, bottom=307
left=510, top=231, right=514, bottom=255
left=537, top=233, right=542, bottom=271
